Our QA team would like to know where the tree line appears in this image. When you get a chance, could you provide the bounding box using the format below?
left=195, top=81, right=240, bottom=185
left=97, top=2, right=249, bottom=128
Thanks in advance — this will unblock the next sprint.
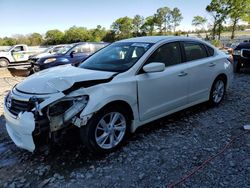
left=204, top=0, right=250, bottom=40
left=0, top=0, right=249, bottom=46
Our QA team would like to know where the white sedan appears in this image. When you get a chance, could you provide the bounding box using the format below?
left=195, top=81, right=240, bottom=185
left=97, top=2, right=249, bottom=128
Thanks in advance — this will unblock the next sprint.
left=3, top=36, right=233, bottom=153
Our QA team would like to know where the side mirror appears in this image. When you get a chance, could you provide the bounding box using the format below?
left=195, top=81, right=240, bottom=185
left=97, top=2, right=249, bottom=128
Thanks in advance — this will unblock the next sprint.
left=241, top=49, right=250, bottom=58
left=143, top=62, right=165, bottom=73
left=70, top=51, right=76, bottom=58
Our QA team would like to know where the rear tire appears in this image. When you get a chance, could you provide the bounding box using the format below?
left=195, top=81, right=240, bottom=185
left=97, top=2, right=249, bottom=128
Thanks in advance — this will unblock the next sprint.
left=80, top=105, right=130, bottom=154
left=0, top=58, right=9, bottom=67
left=208, top=77, right=226, bottom=106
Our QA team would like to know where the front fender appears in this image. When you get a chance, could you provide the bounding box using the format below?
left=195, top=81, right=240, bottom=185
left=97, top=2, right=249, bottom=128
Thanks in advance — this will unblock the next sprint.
left=78, top=81, right=139, bottom=121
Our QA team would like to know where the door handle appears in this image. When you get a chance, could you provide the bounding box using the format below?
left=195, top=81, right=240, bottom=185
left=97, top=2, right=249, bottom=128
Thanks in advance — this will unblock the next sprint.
left=178, top=71, right=188, bottom=77
left=209, top=62, right=216, bottom=67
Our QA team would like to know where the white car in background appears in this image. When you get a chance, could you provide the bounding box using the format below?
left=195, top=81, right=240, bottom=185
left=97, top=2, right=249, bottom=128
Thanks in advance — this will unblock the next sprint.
left=28, top=45, right=67, bottom=62
left=0, top=44, right=36, bottom=67
left=3, top=36, right=233, bottom=153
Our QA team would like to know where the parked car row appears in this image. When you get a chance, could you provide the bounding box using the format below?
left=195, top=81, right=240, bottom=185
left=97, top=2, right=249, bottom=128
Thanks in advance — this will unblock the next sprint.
left=3, top=36, right=233, bottom=154
left=29, top=45, right=67, bottom=60
left=29, top=42, right=109, bottom=73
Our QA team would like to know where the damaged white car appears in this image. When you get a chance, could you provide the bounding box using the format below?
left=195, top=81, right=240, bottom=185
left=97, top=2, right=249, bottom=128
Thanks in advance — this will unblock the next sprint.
left=4, top=36, right=233, bottom=153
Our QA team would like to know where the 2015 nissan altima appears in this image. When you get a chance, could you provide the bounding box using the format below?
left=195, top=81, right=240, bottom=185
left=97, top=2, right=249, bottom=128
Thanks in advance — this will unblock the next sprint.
left=3, top=36, right=233, bottom=153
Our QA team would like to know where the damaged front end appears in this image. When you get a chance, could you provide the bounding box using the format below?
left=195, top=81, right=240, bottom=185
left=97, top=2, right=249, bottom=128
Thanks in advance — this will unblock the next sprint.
left=4, top=88, right=91, bottom=152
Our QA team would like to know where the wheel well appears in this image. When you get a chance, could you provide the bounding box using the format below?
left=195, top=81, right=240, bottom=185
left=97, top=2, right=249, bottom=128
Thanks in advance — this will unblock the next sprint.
left=0, top=57, right=10, bottom=63
left=100, top=100, right=134, bottom=120
left=0, top=57, right=10, bottom=62
left=215, top=74, right=227, bottom=87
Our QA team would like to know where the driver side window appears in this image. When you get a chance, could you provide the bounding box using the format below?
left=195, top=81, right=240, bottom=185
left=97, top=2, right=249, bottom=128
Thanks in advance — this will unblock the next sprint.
left=12, top=46, right=24, bottom=52
left=145, top=42, right=182, bottom=67
left=73, top=44, right=90, bottom=54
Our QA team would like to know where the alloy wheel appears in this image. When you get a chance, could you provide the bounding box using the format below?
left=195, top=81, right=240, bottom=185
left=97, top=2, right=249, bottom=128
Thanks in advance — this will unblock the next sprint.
left=212, top=80, right=225, bottom=103
left=95, top=112, right=126, bottom=149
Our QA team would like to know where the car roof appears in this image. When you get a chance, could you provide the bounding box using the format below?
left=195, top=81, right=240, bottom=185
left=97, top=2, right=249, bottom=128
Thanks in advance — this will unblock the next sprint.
left=118, top=36, right=193, bottom=44
left=73, top=42, right=109, bottom=46
left=235, top=42, right=250, bottom=49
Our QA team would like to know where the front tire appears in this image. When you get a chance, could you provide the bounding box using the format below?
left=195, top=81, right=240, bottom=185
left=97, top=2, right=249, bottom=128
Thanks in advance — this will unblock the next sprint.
left=80, top=105, right=130, bottom=154
left=0, top=58, right=9, bottom=67
left=208, top=77, right=226, bottom=106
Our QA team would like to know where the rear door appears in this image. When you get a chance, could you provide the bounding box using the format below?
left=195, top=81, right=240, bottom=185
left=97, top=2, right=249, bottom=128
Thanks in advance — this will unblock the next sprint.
left=136, top=42, right=189, bottom=121
left=182, top=42, right=216, bottom=104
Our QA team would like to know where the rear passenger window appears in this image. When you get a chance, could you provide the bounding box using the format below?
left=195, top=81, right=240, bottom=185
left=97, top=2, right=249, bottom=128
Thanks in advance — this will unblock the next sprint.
left=206, top=45, right=215, bottom=56
left=146, top=42, right=182, bottom=67
left=183, top=42, right=207, bottom=61
left=74, top=44, right=90, bottom=54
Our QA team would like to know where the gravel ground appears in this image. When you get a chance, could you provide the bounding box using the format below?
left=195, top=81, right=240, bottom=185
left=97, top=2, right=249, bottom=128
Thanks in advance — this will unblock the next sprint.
left=0, top=71, right=249, bottom=188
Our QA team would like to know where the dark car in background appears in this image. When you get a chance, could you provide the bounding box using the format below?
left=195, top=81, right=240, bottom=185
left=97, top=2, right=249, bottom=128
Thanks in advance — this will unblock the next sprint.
left=232, top=41, right=250, bottom=72
left=29, top=42, right=109, bottom=73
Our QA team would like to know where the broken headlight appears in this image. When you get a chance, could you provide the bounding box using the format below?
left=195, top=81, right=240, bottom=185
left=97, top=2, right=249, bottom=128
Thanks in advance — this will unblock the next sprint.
left=48, top=96, right=88, bottom=116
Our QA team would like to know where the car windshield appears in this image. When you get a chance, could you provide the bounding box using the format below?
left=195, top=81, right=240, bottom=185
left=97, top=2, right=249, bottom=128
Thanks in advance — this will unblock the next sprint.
left=56, top=44, right=74, bottom=54
left=43, top=47, right=53, bottom=53
left=80, top=42, right=153, bottom=72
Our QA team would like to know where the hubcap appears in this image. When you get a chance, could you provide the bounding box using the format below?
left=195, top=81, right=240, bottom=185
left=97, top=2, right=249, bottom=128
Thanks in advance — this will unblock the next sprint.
left=95, top=112, right=126, bottom=149
left=212, top=80, right=225, bottom=103
left=0, top=60, right=7, bottom=67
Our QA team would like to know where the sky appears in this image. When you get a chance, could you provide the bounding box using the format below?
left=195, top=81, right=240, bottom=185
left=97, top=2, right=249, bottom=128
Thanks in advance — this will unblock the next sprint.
left=0, top=0, right=212, bottom=37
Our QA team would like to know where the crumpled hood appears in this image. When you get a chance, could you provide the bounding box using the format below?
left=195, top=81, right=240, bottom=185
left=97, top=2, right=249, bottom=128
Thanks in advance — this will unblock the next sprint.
left=16, top=65, right=116, bottom=94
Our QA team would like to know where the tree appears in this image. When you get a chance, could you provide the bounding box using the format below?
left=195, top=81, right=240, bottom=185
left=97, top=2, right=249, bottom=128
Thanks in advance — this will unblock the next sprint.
left=2, top=37, right=16, bottom=46
left=64, top=26, right=90, bottom=43
left=141, top=16, right=155, bottom=36
left=170, top=7, right=183, bottom=33
left=227, top=0, right=250, bottom=39
left=192, top=16, right=207, bottom=37
left=132, top=15, right=144, bottom=36
left=242, top=0, right=250, bottom=24
left=102, top=30, right=116, bottom=42
left=89, top=25, right=107, bottom=42
left=111, top=16, right=133, bottom=40
left=45, top=29, right=64, bottom=45
left=192, top=16, right=207, bottom=29
left=29, top=33, right=43, bottom=46
left=154, top=7, right=171, bottom=34
left=206, top=0, right=229, bottom=40
left=13, top=34, right=31, bottom=45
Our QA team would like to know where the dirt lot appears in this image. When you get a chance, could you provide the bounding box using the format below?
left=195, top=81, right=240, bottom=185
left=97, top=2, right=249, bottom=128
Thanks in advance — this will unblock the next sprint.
left=0, top=69, right=249, bottom=188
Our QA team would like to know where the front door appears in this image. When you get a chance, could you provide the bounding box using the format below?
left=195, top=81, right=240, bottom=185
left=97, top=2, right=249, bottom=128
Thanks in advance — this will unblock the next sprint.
left=12, top=46, right=28, bottom=62
left=136, top=42, right=189, bottom=121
